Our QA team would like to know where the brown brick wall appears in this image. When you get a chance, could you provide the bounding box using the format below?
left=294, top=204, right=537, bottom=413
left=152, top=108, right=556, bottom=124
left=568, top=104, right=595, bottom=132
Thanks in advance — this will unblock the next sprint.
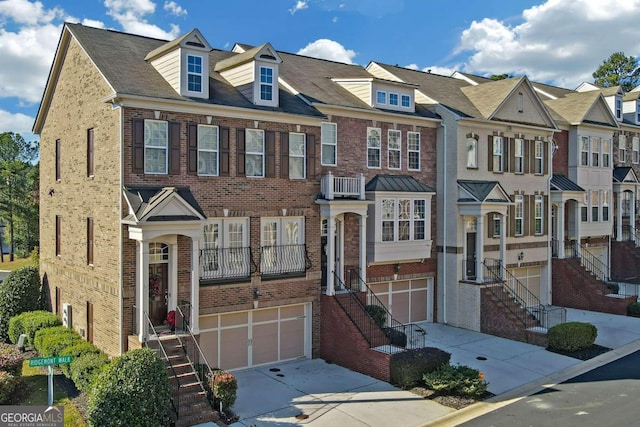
left=319, top=295, right=391, bottom=382
left=39, top=38, right=123, bottom=356
left=611, top=241, right=640, bottom=282
left=552, top=130, right=569, bottom=176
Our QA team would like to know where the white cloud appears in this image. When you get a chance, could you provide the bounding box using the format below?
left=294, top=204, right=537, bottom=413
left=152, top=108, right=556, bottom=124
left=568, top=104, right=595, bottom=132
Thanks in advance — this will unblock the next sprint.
left=0, top=0, right=62, bottom=25
left=421, top=65, right=457, bottom=77
left=297, top=39, right=356, bottom=64
left=104, top=0, right=181, bottom=39
left=454, top=0, right=640, bottom=89
left=163, top=1, right=186, bottom=17
left=0, top=109, right=37, bottom=140
left=289, top=0, right=308, bottom=15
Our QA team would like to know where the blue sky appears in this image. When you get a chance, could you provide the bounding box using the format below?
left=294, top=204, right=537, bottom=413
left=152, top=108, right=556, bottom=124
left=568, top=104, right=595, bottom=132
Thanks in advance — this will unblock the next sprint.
left=1, top=0, right=640, bottom=143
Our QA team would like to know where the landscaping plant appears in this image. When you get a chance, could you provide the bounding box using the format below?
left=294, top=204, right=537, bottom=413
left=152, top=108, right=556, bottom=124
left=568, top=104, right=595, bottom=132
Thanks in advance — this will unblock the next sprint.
left=209, top=370, right=238, bottom=410
left=423, top=364, right=488, bottom=397
left=0, top=265, right=42, bottom=342
left=547, top=322, right=597, bottom=352
left=0, top=343, right=24, bottom=376
left=390, top=347, right=451, bottom=388
left=8, top=310, right=61, bottom=347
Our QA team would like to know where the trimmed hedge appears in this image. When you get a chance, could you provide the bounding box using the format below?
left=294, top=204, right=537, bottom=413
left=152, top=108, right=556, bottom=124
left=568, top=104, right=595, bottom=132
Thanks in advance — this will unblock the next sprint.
left=0, top=371, right=19, bottom=404
left=390, top=347, right=451, bottom=388
left=0, top=343, right=24, bottom=376
left=8, top=310, right=61, bottom=347
left=0, top=266, right=42, bottom=342
left=59, top=341, right=103, bottom=377
left=548, top=322, right=597, bottom=352
left=71, top=352, right=110, bottom=392
left=423, top=364, right=488, bottom=397
left=627, top=302, right=640, bottom=318
left=88, top=348, right=171, bottom=427
left=34, top=326, right=82, bottom=357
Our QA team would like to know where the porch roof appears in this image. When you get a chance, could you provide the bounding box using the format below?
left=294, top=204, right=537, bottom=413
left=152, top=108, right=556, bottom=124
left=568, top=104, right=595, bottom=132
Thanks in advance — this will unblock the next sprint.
left=457, top=180, right=510, bottom=203
left=613, top=167, right=639, bottom=184
left=550, top=174, right=584, bottom=192
left=123, top=186, right=205, bottom=222
left=365, top=174, right=435, bottom=193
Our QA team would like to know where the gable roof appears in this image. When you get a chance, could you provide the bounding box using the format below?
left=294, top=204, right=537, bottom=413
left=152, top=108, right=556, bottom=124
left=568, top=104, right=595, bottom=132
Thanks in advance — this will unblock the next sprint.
left=613, top=167, right=639, bottom=183
left=544, top=90, right=619, bottom=127
left=123, top=186, right=205, bottom=222
left=365, top=174, right=435, bottom=193
left=214, top=42, right=281, bottom=71
left=144, top=28, right=211, bottom=61
left=460, top=77, right=524, bottom=118
left=551, top=174, right=584, bottom=192
left=457, top=180, right=511, bottom=203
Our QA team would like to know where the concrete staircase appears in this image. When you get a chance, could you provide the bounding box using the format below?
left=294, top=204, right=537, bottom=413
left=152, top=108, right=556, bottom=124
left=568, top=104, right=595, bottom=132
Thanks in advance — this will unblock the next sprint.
left=147, top=336, right=218, bottom=427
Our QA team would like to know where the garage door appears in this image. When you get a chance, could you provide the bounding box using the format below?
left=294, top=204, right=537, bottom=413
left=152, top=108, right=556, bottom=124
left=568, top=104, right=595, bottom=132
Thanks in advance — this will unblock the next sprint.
left=198, top=303, right=309, bottom=370
left=369, top=277, right=433, bottom=324
left=510, top=266, right=542, bottom=300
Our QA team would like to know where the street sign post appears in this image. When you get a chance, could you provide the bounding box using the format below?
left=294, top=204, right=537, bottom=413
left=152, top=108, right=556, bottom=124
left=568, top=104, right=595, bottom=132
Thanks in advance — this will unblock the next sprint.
left=29, top=356, right=74, bottom=405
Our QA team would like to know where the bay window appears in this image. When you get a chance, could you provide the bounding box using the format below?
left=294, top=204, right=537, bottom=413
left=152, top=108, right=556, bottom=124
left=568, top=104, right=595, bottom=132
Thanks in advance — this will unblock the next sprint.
left=382, top=198, right=426, bottom=242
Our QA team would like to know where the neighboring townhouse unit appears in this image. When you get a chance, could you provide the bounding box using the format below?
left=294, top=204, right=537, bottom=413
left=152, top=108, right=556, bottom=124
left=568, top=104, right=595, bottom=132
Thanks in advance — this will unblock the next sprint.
left=34, top=23, right=441, bottom=391
left=369, top=65, right=559, bottom=343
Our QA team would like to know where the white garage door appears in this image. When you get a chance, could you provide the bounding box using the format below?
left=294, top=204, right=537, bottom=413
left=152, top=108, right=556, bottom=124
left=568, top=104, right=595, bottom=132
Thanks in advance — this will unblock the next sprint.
left=369, top=277, right=433, bottom=324
left=198, top=303, right=309, bottom=370
left=510, top=266, right=542, bottom=300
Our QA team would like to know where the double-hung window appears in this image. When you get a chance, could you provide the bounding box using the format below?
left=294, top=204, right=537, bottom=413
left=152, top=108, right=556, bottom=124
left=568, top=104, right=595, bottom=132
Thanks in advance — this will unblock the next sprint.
left=381, top=198, right=426, bottom=242
left=622, top=191, right=631, bottom=216
left=289, top=132, right=306, bottom=179
left=602, top=139, right=610, bottom=167
left=619, top=135, right=627, bottom=162
left=261, top=217, right=305, bottom=275
left=580, top=136, right=589, bottom=166
left=376, top=91, right=386, bottom=104
left=467, top=138, right=477, bottom=169
left=633, top=137, right=640, bottom=164
left=514, top=139, right=524, bottom=173
left=389, top=93, right=399, bottom=106
left=492, top=214, right=501, bottom=237
left=591, top=190, right=599, bottom=222
left=637, top=102, right=640, bottom=123
left=388, top=130, right=401, bottom=169
left=187, top=55, right=203, bottom=93
left=144, top=120, right=168, bottom=174
left=407, top=132, right=420, bottom=170
left=602, top=190, right=609, bottom=221
left=514, top=195, right=524, bottom=236
left=259, top=66, right=274, bottom=101
left=616, top=98, right=622, bottom=120
left=367, top=127, right=381, bottom=168
left=534, top=196, right=543, bottom=235
left=201, top=219, right=250, bottom=280
left=321, top=122, right=337, bottom=166
left=197, top=125, right=219, bottom=176
left=581, top=192, right=588, bottom=222
left=401, top=95, right=411, bottom=108
left=493, top=136, right=504, bottom=172
left=591, top=137, right=600, bottom=167
left=534, top=141, right=544, bottom=174
left=245, top=129, right=265, bottom=177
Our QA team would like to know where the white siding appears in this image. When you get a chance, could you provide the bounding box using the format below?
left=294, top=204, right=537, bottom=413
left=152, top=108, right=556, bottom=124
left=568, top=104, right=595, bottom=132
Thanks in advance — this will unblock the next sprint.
left=151, top=49, right=180, bottom=94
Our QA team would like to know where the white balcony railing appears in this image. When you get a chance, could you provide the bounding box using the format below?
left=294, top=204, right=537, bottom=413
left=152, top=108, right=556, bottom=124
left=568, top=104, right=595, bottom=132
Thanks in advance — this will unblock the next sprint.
left=320, top=172, right=366, bottom=200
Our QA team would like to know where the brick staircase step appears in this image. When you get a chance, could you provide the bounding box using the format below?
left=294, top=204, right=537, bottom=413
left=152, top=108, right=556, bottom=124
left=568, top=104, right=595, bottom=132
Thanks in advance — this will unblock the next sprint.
left=174, top=410, right=218, bottom=427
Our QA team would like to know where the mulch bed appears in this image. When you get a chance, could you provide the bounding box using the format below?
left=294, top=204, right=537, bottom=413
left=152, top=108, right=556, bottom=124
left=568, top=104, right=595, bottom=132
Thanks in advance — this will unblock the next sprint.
left=408, top=386, right=494, bottom=410
left=546, top=344, right=611, bottom=360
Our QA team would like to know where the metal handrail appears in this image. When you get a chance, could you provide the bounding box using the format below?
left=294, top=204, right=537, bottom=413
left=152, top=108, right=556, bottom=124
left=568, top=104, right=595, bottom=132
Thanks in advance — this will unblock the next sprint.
left=175, top=305, right=216, bottom=405
left=143, top=311, right=180, bottom=419
left=199, top=246, right=257, bottom=281
left=259, top=244, right=312, bottom=277
left=569, top=242, right=609, bottom=282
left=622, top=225, right=640, bottom=247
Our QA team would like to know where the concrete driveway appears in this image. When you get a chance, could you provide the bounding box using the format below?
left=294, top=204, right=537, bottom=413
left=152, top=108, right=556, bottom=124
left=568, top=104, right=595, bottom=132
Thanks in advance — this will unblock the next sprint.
left=229, top=358, right=453, bottom=427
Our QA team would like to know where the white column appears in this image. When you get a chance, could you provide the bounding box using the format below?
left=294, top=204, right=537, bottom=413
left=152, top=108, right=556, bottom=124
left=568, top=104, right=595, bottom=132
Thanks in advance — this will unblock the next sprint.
left=617, top=191, right=623, bottom=241
left=499, top=213, right=506, bottom=263
left=558, top=201, right=566, bottom=258
left=631, top=191, right=636, bottom=234
left=138, top=240, right=149, bottom=342
left=359, top=214, right=367, bottom=291
left=326, top=217, right=335, bottom=296
left=476, top=214, right=484, bottom=282
left=338, top=217, right=345, bottom=285
left=575, top=200, right=582, bottom=247
left=191, top=238, right=200, bottom=334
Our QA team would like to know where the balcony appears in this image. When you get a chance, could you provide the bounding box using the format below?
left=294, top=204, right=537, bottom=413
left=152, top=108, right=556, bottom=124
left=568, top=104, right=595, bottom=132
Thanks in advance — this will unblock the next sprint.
left=260, top=244, right=311, bottom=278
left=320, top=172, right=365, bottom=200
left=200, top=247, right=255, bottom=283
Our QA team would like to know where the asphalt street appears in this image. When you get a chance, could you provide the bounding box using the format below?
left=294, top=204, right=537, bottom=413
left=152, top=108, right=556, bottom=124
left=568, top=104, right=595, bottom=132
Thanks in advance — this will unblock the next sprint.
left=461, top=350, right=640, bottom=427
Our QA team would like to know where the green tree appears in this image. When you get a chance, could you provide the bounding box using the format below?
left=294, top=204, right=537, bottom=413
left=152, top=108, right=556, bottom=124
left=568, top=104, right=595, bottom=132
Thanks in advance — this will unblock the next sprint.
left=0, top=132, right=39, bottom=261
left=592, top=52, right=640, bottom=92
left=489, top=73, right=511, bottom=81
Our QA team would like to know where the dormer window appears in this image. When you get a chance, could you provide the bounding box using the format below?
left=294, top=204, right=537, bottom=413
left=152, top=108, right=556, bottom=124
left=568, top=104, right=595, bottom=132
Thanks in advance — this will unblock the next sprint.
left=259, top=66, right=274, bottom=101
left=636, top=101, right=640, bottom=123
left=389, top=93, right=399, bottom=106
left=401, top=95, right=411, bottom=108
left=616, top=97, right=622, bottom=120
left=187, top=55, right=203, bottom=93
left=376, top=91, right=386, bottom=104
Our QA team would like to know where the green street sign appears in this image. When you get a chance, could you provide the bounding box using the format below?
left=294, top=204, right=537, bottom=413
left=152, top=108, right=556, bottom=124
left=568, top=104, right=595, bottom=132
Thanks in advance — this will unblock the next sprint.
left=29, top=355, right=73, bottom=367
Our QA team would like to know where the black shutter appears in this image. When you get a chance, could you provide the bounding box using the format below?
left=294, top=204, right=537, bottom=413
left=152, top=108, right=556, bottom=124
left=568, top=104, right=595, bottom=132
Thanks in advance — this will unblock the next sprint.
left=265, top=131, right=276, bottom=177
left=307, top=134, right=316, bottom=179
left=503, top=137, right=509, bottom=172
left=281, top=132, right=289, bottom=179
left=132, top=119, right=144, bottom=173
left=488, top=135, right=494, bottom=172
left=169, top=121, right=181, bottom=175
left=187, top=123, right=198, bottom=175
left=237, top=129, right=246, bottom=176
left=220, top=127, right=230, bottom=176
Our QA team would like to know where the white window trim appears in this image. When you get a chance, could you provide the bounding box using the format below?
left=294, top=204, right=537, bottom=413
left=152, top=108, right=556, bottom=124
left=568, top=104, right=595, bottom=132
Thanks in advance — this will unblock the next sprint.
left=603, top=190, right=610, bottom=222
left=388, top=129, right=401, bottom=170
left=493, top=136, right=504, bottom=172
left=144, top=119, right=168, bottom=175
left=246, top=128, right=265, bottom=178
left=514, top=138, right=524, bottom=173
left=616, top=97, right=622, bottom=120
left=367, top=127, right=382, bottom=169
left=389, top=92, right=399, bottom=106
left=619, top=135, right=627, bottom=163
left=321, top=122, right=337, bottom=166
left=201, top=218, right=250, bottom=278
left=289, top=132, right=306, bottom=179
left=401, top=94, right=411, bottom=108
left=580, top=136, right=589, bottom=167
left=187, top=54, right=203, bottom=93
left=260, top=216, right=305, bottom=274
left=408, top=131, right=421, bottom=171
left=259, top=66, right=274, bottom=101
left=591, top=137, right=600, bottom=167
left=534, top=140, right=544, bottom=174
left=515, top=195, right=524, bottom=236
left=633, top=137, right=639, bottom=164
left=534, top=195, right=543, bottom=235
left=591, top=190, right=599, bottom=222
left=602, top=139, right=610, bottom=168
left=381, top=198, right=427, bottom=242
left=376, top=90, right=387, bottom=105
left=198, top=124, right=219, bottom=176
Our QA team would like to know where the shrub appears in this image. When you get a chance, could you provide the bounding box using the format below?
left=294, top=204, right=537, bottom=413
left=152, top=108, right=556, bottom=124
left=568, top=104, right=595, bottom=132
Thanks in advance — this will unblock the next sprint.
left=627, top=302, right=640, bottom=318
left=390, top=347, right=451, bottom=388
left=59, top=341, right=103, bottom=377
left=548, top=322, right=597, bottom=352
left=0, top=371, right=19, bottom=404
left=70, top=352, right=109, bottom=392
left=383, top=327, right=407, bottom=347
left=365, top=304, right=387, bottom=327
left=0, top=343, right=24, bottom=376
left=34, top=326, right=82, bottom=357
left=423, top=364, right=488, bottom=397
left=8, top=310, right=61, bottom=347
left=209, top=370, right=237, bottom=410
left=88, top=348, right=170, bottom=427
left=0, top=266, right=42, bottom=342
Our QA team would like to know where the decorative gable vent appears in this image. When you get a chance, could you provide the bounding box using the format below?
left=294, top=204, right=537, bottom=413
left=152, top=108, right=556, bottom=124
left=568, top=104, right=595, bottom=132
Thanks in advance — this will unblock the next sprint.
left=215, top=43, right=282, bottom=108
left=146, top=29, right=212, bottom=100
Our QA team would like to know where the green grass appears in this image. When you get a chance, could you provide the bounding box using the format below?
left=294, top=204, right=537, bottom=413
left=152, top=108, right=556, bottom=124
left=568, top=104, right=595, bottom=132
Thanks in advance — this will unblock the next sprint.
left=19, top=361, right=86, bottom=427
left=0, top=256, right=35, bottom=271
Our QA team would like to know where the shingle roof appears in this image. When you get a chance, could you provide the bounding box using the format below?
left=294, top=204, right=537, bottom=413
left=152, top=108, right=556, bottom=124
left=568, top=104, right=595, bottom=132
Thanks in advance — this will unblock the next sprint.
left=551, top=174, right=584, bottom=192
left=613, top=167, right=638, bottom=183
left=123, top=186, right=205, bottom=221
left=457, top=180, right=509, bottom=202
left=544, top=90, right=609, bottom=125
left=460, top=77, right=523, bottom=119
left=365, top=175, right=435, bottom=193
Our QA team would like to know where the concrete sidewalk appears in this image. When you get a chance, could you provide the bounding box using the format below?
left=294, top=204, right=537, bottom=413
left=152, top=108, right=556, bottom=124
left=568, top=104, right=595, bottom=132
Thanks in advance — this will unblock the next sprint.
left=226, top=308, right=640, bottom=427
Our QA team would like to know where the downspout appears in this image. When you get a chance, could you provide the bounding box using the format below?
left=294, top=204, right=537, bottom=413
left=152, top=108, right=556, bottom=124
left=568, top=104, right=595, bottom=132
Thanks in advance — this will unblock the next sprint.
left=118, top=102, right=124, bottom=355
left=441, top=121, right=448, bottom=324
left=547, top=137, right=554, bottom=306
